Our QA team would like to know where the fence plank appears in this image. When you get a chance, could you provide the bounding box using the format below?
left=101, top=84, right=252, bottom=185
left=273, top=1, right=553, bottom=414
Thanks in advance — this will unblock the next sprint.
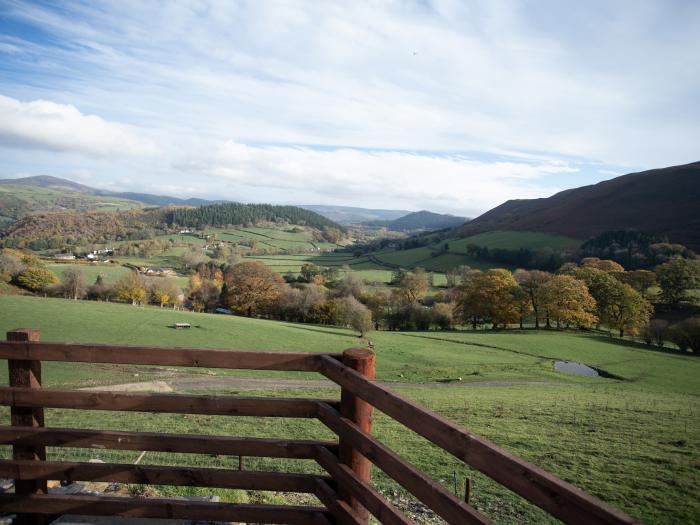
left=313, top=478, right=363, bottom=525
left=0, top=459, right=327, bottom=493
left=0, top=387, right=335, bottom=418
left=0, top=494, right=329, bottom=524
left=0, top=426, right=336, bottom=458
left=319, top=355, right=638, bottom=525
left=0, top=341, right=337, bottom=371
left=314, top=446, right=412, bottom=525
left=317, top=403, right=493, bottom=525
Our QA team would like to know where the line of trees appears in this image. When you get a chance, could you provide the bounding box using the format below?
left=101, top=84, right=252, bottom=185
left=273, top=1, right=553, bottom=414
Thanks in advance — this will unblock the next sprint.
left=165, top=203, right=343, bottom=233
left=2, top=246, right=699, bottom=349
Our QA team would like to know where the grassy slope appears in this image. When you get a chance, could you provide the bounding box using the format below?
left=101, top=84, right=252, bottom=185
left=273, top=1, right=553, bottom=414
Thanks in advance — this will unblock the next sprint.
left=46, top=263, right=131, bottom=284
left=0, top=184, right=144, bottom=216
left=371, top=230, right=580, bottom=273
left=453, top=231, right=581, bottom=250
left=0, top=295, right=697, bottom=523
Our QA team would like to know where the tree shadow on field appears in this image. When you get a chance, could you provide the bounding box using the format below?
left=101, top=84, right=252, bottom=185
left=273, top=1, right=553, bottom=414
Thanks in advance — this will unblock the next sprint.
left=587, top=333, right=698, bottom=358
left=281, top=323, right=356, bottom=339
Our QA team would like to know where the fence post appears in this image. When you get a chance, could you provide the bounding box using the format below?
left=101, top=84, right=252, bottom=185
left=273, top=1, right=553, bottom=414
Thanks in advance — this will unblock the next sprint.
left=7, top=328, right=47, bottom=525
left=338, top=348, right=375, bottom=525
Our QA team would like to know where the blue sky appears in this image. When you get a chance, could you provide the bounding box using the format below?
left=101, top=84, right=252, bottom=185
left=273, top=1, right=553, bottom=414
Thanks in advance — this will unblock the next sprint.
left=0, top=1, right=698, bottom=216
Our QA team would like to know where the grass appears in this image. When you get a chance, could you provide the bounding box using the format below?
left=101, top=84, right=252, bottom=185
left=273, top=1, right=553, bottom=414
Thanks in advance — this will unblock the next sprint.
left=0, top=184, right=144, bottom=215
left=450, top=231, right=581, bottom=251
left=368, top=231, right=582, bottom=274
left=0, top=295, right=697, bottom=524
left=46, top=263, right=131, bottom=284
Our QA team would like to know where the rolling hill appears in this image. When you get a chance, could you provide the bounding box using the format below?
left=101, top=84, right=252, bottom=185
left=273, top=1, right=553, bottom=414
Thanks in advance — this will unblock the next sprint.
left=459, top=161, right=700, bottom=250
left=0, top=175, right=221, bottom=207
left=364, top=210, right=467, bottom=231
left=300, top=204, right=411, bottom=225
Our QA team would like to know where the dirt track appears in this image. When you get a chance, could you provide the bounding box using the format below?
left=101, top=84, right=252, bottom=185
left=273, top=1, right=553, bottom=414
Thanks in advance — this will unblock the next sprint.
left=84, top=375, right=563, bottom=393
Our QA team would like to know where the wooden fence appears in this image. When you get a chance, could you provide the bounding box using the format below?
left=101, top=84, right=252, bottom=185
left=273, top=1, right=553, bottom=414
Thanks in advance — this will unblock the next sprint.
left=0, top=328, right=639, bottom=524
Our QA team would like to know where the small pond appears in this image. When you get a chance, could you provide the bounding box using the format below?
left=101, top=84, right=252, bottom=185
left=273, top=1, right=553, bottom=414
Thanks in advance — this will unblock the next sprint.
left=554, top=360, right=600, bottom=377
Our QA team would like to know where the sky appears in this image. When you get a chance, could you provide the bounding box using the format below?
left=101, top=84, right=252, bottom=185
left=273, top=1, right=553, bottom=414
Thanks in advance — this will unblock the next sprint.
left=0, top=0, right=698, bottom=217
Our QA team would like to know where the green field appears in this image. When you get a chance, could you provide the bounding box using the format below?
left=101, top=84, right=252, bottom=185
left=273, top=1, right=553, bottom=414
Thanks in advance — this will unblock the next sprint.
left=46, top=263, right=131, bottom=284
left=0, top=184, right=144, bottom=216
left=370, top=231, right=581, bottom=273
left=452, top=231, right=581, bottom=251
left=0, top=295, right=697, bottom=523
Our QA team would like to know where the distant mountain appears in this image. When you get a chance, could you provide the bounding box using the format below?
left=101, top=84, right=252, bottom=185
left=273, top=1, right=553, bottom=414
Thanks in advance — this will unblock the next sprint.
left=0, top=175, right=102, bottom=194
left=300, top=205, right=411, bottom=225
left=0, top=175, right=222, bottom=207
left=459, top=161, right=700, bottom=251
left=0, top=179, right=145, bottom=223
left=365, top=210, right=468, bottom=231
left=105, top=192, right=220, bottom=206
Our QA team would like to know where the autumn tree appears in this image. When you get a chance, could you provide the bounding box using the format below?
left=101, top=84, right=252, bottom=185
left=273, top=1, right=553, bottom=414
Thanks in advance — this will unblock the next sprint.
left=656, top=257, right=700, bottom=307
left=613, top=269, right=657, bottom=298
left=336, top=272, right=364, bottom=299
left=362, top=290, right=389, bottom=330
left=16, top=266, right=59, bottom=292
left=114, top=271, right=146, bottom=305
left=61, top=267, right=87, bottom=300
left=223, top=261, right=285, bottom=317
left=0, top=250, right=24, bottom=283
left=343, top=296, right=373, bottom=337
left=540, top=275, right=597, bottom=328
left=188, top=274, right=221, bottom=312
left=432, top=302, right=455, bottom=330
left=181, top=247, right=208, bottom=270
left=149, top=278, right=179, bottom=308
left=456, top=269, right=485, bottom=330
left=600, top=282, right=653, bottom=337
left=399, top=267, right=430, bottom=304
left=580, top=257, right=625, bottom=272
left=565, top=266, right=619, bottom=327
left=514, top=269, right=552, bottom=328
left=458, top=269, right=519, bottom=329
left=300, top=263, right=322, bottom=283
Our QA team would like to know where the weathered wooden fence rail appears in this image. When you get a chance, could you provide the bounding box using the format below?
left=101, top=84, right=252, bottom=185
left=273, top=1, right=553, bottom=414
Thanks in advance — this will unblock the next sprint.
left=0, top=328, right=639, bottom=525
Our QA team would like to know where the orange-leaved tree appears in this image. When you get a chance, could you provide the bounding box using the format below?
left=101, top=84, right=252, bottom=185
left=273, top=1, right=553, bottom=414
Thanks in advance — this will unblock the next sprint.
left=223, top=261, right=285, bottom=317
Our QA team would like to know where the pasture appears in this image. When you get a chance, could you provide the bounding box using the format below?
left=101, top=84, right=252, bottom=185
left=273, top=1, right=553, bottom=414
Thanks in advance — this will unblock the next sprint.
left=0, top=295, right=698, bottom=523
left=46, top=263, right=131, bottom=284
left=370, top=231, right=581, bottom=273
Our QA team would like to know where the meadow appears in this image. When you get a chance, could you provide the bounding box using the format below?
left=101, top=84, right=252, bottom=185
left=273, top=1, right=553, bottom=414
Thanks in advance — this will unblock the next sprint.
left=0, top=183, right=144, bottom=215
left=46, top=262, right=131, bottom=284
left=371, top=231, right=580, bottom=273
left=0, top=295, right=698, bottom=523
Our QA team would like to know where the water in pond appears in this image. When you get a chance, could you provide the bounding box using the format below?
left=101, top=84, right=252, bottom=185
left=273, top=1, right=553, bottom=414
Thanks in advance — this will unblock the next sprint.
left=554, top=361, right=600, bottom=377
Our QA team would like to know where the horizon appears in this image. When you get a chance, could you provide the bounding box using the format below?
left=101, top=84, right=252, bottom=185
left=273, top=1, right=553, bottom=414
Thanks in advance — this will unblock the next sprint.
left=2, top=161, right=695, bottom=217
left=1, top=1, right=699, bottom=216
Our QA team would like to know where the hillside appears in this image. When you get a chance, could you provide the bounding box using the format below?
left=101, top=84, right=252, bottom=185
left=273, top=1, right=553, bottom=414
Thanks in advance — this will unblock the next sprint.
left=0, top=175, right=221, bottom=208
left=0, top=181, right=145, bottom=223
left=300, top=204, right=411, bottom=225
left=365, top=210, right=467, bottom=231
left=459, top=161, right=700, bottom=250
left=0, top=201, right=343, bottom=249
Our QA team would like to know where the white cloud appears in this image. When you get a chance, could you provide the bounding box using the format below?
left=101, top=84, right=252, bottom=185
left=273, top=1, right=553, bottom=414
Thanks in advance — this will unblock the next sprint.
left=181, top=141, right=571, bottom=215
left=0, top=1, right=698, bottom=210
left=0, top=94, right=158, bottom=157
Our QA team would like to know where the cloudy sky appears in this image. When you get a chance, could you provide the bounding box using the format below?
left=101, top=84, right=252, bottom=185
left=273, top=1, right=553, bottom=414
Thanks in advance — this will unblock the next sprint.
left=0, top=1, right=698, bottom=216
